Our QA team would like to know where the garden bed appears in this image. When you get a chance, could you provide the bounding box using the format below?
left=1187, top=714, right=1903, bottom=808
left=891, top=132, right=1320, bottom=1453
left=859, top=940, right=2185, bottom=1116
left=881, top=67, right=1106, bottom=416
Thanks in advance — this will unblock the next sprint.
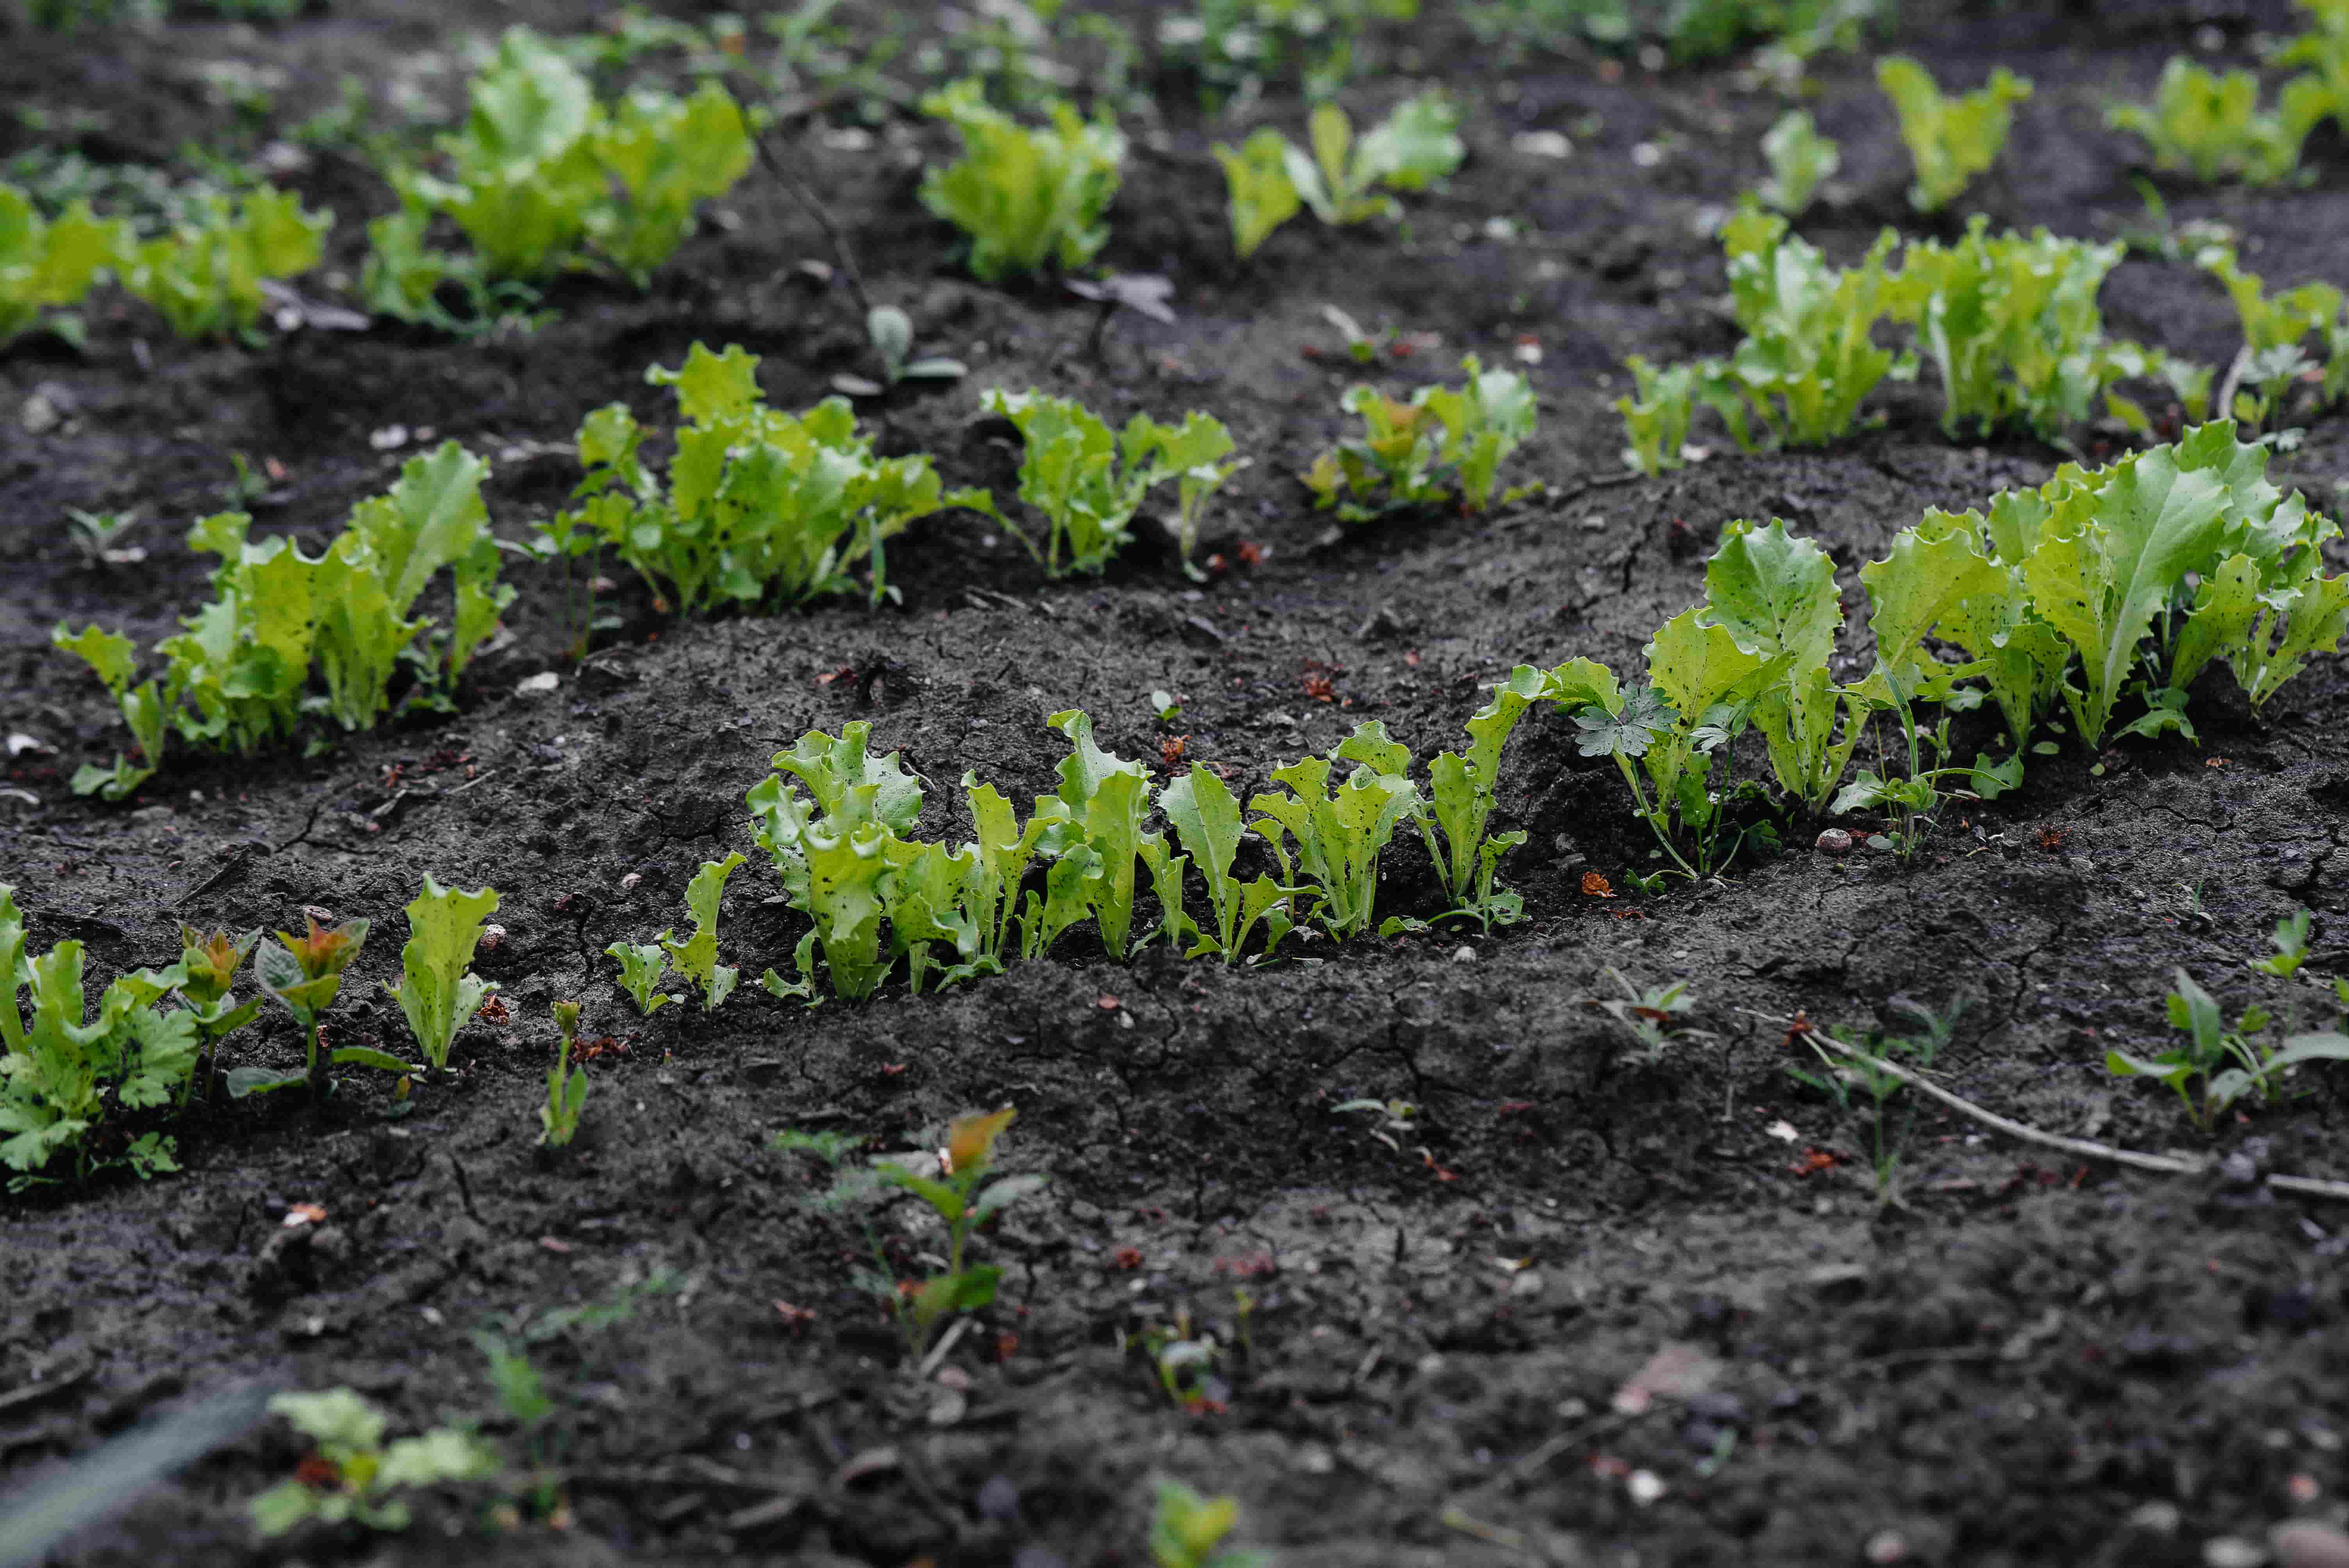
left=3, top=2, right=2347, bottom=1564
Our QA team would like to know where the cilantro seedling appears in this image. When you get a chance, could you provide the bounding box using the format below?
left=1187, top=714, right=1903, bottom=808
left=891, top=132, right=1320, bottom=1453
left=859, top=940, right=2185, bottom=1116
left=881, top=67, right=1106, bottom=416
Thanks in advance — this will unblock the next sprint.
left=248, top=1388, right=497, bottom=1539
left=1875, top=57, right=2032, bottom=213
left=243, top=916, right=417, bottom=1102
left=384, top=874, right=501, bottom=1071
left=604, top=940, right=680, bottom=1016
left=1249, top=721, right=1420, bottom=939
left=918, top=78, right=1125, bottom=282
left=2107, top=57, right=2301, bottom=185
left=1150, top=1478, right=1268, bottom=1568
left=657, top=853, right=745, bottom=1011
left=1303, top=355, right=1536, bottom=521
left=540, top=1001, right=589, bottom=1149
left=779, top=1107, right=1046, bottom=1358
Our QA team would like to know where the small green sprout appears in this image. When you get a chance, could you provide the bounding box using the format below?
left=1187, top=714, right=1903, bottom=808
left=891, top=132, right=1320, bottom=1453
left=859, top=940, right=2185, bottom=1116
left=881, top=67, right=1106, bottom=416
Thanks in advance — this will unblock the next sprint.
left=605, top=939, right=680, bottom=1016
left=1876, top=56, right=2032, bottom=212
left=1595, top=969, right=1700, bottom=1066
left=1151, top=690, right=1182, bottom=722
left=540, top=1001, right=589, bottom=1149
left=1301, top=355, right=1536, bottom=521
left=1756, top=109, right=1838, bottom=215
left=383, top=873, right=501, bottom=1072
left=2251, top=910, right=2312, bottom=978
left=2108, top=969, right=2349, bottom=1128
left=657, top=852, right=745, bottom=1011
left=1150, top=1478, right=1269, bottom=1568
left=65, top=508, right=143, bottom=569
left=833, top=304, right=969, bottom=397
left=242, top=915, right=417, bottom=1102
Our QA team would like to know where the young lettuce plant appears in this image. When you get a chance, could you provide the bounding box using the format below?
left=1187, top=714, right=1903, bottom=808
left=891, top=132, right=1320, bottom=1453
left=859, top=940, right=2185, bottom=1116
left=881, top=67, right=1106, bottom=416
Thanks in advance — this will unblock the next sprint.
left=2197, top=244, right=2347, bottom=424
left=1212, top=128, right=1301, bottom=258
left=1303, top=355, right=1536, bottom=520
left=539, top=1001, right=588, bottom=1149
left=248, top=1388, right=498, bottom=1539
left=2279, top=0, right=2349, bottom=149
left=1025, top=710, right=1171, bottom=960
left=240, top=916, right=417, bottom=1102
left=975, top=390, right=1239, bottom=577
left=657, top=853, right=745, bottom=1011
left=389, top=27, right=753, bottom=288
left=0, top=886, right=198, bottom=1185
left=604, top=940, right=680, bottom=1016
left=2106, top=57, right=2300, bottom=185
left=748, top=722, right=929, bottom=1001
left=1756, top=108, right=1839, bottom=215
left=1407, top=665, right=1549, bottom=932
left=53, top=442, right=511, bottom=789
left=918, top=78, right=1126, bottom=282
left=564, top=342, right=985, bottom=612
left=0, top=184, right=125, bottom=349
left=1158, top=764, right=1297, bottom=964
left=1705, top=519, right=1867, bottom=815
left=121, top=187, right=330, bottom=341
left=174, top=924, right=262, bottom=1103
left=1217, top=91, right=1463, bottom=255
left=1715, top=204, right=1909, bottom=449
left=1885, top=220, right=2137, bottom=439
left=1249, top=721, right=1420, bottom=940
left=1875, top=57, right=2033, bottom=212
left=384, top=874, right=500, bottom=1072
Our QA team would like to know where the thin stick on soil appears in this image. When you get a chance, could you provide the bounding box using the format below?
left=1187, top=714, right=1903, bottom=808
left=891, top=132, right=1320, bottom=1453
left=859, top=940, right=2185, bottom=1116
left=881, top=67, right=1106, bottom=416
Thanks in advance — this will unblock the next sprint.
left=749, top=121, right=874, bottom=322
left=1794, top=1024, right=2349, bottom=1202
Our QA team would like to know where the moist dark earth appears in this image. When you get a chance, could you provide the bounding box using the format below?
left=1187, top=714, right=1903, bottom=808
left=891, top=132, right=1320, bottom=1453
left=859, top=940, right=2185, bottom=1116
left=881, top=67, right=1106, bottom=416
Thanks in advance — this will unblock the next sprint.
left=4, top=2, right=2349, bottom=1564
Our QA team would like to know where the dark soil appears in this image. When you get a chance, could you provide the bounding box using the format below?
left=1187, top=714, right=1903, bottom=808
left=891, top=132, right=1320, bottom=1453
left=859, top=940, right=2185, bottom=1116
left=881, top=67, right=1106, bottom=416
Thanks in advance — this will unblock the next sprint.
left=4, top=3, right=2348, bottom=1565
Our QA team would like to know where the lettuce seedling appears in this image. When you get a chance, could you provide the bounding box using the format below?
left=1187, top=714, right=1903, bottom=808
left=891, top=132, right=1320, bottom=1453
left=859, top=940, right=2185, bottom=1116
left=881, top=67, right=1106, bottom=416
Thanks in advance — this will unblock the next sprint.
left=1412, top=665, right=1549, bottom=931
left=658, top=852, right=745, bottom=1011
left=1150, top=1478, right=1269, bottom=1568
left=959, top=772, right=1053, bottom=971
left=749, top=723, right=928, bottom=1000
left=383, top=874, right=501, bottom=1071
left=1757, top=109, right=1839, bottom=215
left=2107, top=57, right=2300, bottom=185
left=975, top=389, right=1239, bottom=577
left=1704, top=519, right=1863, bottom=812
left=0, top=886, right=198, bottom=1185
left=49, top=622, right=166, bottom=801
left=1158, top=764, right=1296, bottom=963
left=540, top=1001, right=588, bottom=1149
left=1249, top=722, right=1419, bottom=940
left=175, top=924, right=262, bottom=1102
left=55, top=443, right=509, bottom=791
left=393, top=27, right=753, bottom=287
left=1715, top=204, right=1909, bottom=449
left=241, top=916, right=415, bottom=1101
left=918, top=78, right=1126, bottom=282
left=604, top=941, right=679, bottom=1016
left=1303, top=355, right=1536, bottom=520
left=121, top=188, right=328, bottom=341
left=249, top=1388, right=498, bottom=1538
left=0, top=184, right=124, bottom=348
left=1885, top=220, right=2132, bottom=438
left=1212, top=127, right=1301, bottom=258
left=1615, top=355, right=1752, bottom=477
left=566, top=343, right=984, bottom=612
left=1876, top=57, right=2032, bottom=212
left=2198, top=244, right=2347, bottom=413
left=1270, top=93, right=1463, bottom=232
left=1026, top=710, right=1166, bottom=960
left=2278, top=0, right=2349, bottom=148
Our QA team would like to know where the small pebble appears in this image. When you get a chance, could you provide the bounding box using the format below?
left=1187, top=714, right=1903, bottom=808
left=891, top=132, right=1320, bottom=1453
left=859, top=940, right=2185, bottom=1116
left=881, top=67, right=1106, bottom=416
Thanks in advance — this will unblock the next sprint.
left=1815, top=829, right=1853, bottom=854
left=1452, top=944, right=1477, bottom=963
left=2205, top=1537, right=2269, bottom=1568
left=515, top=671, right=560, bottom=697
left=1626, top=1469, right=1665, bottom=1506
left=1865, top=1530, right=1909, bottom=1564
left=2275, top=1522, right=2349, bottom=1568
